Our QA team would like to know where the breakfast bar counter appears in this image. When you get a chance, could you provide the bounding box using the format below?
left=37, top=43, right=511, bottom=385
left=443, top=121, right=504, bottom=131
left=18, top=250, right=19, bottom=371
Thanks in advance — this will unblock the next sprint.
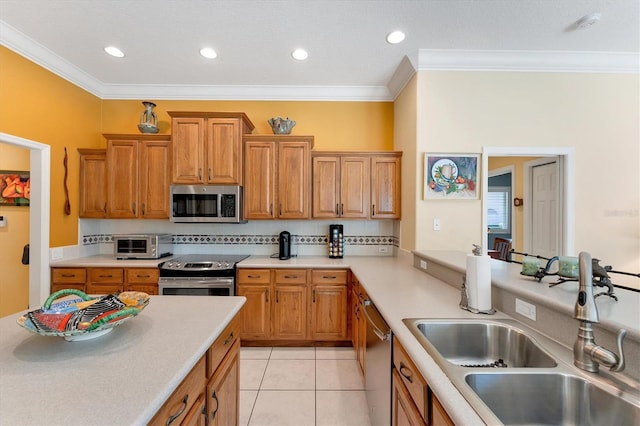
left=0, top=295, right=245, bottom=425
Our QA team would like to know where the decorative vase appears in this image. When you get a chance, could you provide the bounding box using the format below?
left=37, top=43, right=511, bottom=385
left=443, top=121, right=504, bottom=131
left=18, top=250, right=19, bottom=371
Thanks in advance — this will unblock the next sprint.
left=268, top=117, right=296, bottom=134
left=138, top=101, right=159, bottom=133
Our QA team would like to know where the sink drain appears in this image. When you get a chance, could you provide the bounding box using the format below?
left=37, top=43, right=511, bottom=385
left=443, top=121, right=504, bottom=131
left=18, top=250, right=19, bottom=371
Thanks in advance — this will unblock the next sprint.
left=462, top=358, right=508, bottom=368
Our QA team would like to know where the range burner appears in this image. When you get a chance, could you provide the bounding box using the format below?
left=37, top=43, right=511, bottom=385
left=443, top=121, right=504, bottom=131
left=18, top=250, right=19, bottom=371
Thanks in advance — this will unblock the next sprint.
left=159, top=254, right=249, bottom=277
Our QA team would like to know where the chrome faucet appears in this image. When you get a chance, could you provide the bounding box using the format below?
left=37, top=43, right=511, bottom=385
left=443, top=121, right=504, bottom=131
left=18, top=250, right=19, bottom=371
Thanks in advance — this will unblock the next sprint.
left=574, top=251, right=626, bottom=373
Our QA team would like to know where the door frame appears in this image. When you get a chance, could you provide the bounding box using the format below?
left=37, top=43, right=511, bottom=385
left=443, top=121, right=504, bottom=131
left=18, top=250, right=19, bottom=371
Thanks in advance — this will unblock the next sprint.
left=481, top=146, right=574, bottom=257
left=487, top=165, right=515, bottom=249
left=0, top=132, right=50, bottom=309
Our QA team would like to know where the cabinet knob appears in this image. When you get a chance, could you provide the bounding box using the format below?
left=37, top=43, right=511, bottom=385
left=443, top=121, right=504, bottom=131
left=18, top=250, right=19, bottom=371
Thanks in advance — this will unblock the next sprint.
left=341, top=203, right=344, bottom=216
left=198, top=168, right=202, bottom=181
left=372, top=204, right=376, bottom=216
left=208, top=168, right=212, bottom=181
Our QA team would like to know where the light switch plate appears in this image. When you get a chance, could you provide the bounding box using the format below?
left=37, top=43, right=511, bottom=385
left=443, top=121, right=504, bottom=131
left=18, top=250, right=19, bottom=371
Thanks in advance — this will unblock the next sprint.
left=420, top=259, right=427, bottom=270
left=51, top=247, right=63, bottom=261
left=515, top=298, right=536, bottom=321
left=433, top=218, right=441, bottom=231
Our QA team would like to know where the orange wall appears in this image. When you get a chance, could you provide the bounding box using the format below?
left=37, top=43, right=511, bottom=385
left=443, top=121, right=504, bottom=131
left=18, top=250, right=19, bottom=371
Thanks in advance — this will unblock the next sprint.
left=101, top=100, right=393, bottom=151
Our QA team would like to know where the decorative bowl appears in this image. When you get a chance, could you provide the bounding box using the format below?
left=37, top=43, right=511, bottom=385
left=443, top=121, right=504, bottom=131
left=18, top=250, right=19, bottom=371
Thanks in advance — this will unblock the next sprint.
left=138, top=123, right=159, bottom=134
left=17, top=289, right=150, bottom=341
left=268, top=117, right=296, bottom=134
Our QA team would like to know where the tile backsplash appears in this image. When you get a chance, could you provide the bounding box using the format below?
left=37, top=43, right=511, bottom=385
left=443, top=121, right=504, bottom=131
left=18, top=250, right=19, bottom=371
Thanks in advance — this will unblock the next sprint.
left=78, top=219, right=399, bottom=257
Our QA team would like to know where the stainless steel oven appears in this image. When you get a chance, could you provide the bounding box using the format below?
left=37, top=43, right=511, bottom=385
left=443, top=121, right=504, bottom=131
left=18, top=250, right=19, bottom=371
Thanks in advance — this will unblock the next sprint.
left=158, top=254, right=249, bottom=296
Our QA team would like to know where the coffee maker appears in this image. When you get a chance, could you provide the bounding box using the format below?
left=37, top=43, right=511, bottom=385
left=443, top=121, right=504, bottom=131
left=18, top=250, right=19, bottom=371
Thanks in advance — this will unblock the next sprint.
left=279, top=231, right=291, bottom=260
left=328, top=224, right=344, bottom=259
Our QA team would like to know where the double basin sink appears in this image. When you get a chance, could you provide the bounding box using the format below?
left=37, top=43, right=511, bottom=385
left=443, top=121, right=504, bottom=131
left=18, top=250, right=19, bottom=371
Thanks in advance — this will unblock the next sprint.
left=403, top=318, right=640, bottom=425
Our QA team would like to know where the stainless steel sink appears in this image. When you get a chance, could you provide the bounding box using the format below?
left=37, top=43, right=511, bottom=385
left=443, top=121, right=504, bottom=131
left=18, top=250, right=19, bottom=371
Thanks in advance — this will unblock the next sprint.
left=466, top=372, right=640, bottom=425
left=403, top=318, right=640, bottom=425
left=405, top=319, right=556, bottom=368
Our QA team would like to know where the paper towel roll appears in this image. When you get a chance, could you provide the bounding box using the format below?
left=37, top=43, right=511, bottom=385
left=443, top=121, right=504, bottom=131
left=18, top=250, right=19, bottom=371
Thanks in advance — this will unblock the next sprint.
left=466, top=254, right=492, bottom=311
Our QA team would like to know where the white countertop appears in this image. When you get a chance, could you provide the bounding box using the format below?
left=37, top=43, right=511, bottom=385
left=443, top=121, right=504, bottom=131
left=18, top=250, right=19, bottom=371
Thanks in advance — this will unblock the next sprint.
left=50, top=254, right=175, bottom=268
left=0, top=296, right=245, bottom=425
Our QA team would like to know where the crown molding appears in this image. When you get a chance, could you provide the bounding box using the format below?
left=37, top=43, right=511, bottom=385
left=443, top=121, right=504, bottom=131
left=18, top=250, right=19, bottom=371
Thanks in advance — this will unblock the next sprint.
left=414, top=49, right=640, bottom=74
left=386, top=55, right=418, bottom=100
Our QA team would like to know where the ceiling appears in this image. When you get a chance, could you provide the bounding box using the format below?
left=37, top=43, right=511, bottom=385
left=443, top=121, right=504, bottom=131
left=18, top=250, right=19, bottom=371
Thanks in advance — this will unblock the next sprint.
left=1, top=0, right=638, bottom=100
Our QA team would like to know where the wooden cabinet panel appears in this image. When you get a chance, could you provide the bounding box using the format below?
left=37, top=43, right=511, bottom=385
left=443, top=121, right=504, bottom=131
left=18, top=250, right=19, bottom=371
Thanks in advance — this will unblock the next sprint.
left=244, top=136, right=312, bottom=220
left=205, top=118, right=241, bottom=184
left=86, top=267, right=124, bottom=295
left=139, top=140, right=170, bottom=218
left=243, top=141, right=276, bottom=219
left=106, top=139, right=139, bottom=218
left=311, top=270, right=347, bottom=284
left=206, top=339, right=240, bottom=426
left=392, top=369, right=427, bottom=426
left=312, top=156, right=339, bottom=218
left=78, top=149, right=107, bottom=218
left=236, top=284, right=271, bottom=340
left=371, top=155, right=401, bottom=219
left=180, top=392, right=207, bottom=426
left=125, top=268, right=159, bottom=284
left=277, top=141, right=311, bottom=219
left=341, top=156, right=369, bottom=218
left=207, top=315, right=240, bottom=378
left=393, top=336, right=428, bottom=420
left=272, top=284, right=307, bottom=340
left=431, top=394, right=455, bottom=426
left=274, top=269, right=308, bottom=284
left=311, top=284, right=348, bottom=340
left=51, top=268, right=86, bottom=284
left=149, top=356, right=206, bottom=426
left=237, top=269, right=271, bottom=284
left=172, top=117, right=205, bottom=183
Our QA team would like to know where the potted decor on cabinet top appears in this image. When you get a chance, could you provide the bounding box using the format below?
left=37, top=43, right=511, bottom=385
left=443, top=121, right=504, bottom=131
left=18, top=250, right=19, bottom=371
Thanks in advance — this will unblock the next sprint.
left=268, top=117, right=296, bottom=134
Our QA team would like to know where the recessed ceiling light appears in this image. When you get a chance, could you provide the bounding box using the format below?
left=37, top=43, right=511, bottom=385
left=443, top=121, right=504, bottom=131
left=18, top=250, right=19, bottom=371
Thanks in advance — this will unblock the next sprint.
left=200, top=47, right=217, bottom=59
left=104, top=46, right=124, bottom=58
left=291, top=49, right=308, bottom=61
left=576, top=12, right=601, bottom=29
left=386, top=30, right=406, bottom=44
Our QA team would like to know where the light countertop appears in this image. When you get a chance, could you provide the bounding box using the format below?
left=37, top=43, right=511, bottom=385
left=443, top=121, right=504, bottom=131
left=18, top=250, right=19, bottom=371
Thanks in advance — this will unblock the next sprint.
left=50, top=254, right=175, bottom=268
left=0, top=296, right=245, bottom=425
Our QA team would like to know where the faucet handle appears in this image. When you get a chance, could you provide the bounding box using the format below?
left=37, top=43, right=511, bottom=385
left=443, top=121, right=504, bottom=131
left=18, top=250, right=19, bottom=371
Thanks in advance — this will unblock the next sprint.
left=610, top=329, right=626, bottom=372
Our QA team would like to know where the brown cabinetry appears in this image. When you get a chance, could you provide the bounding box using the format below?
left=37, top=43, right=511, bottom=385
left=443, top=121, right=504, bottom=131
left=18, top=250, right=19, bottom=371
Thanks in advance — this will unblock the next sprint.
left=51, top=268, right=87, bottom=293
left=243, top=135, right=313, bottom=220
left=151, top=313, right=240, bottom=425
left=312, top=152, right=401, bottom=219
left=169, top=112, right=254, bottom=185
left=51, top=267, right=159, bottom=295
left=237, top=268, right=349, bottom=343
left=86, top=267, right=124, bottom=294
left=392, top=336, right=454, bottom=426
left=124, top=268, right=160, bottom=295
left=351, top=274, right=367, bottom=376
left=78, top=149, right=107, bottom=218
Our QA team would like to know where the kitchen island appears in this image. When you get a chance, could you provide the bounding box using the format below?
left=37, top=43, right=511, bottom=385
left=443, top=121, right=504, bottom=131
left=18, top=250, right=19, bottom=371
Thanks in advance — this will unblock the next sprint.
left=0, top=295, right=245, bottom=425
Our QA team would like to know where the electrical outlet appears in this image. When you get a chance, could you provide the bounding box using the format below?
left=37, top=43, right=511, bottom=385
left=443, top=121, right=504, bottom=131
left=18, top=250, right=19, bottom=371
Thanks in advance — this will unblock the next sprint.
left=420, top=259, right=427, bottom=270
left=51, top=247, right=63, bottom=261
left=515, top=298, right=536, bottom=321
left=378, top=246, right=388, bottom=254
left=433, top=218, right=441, bottom=231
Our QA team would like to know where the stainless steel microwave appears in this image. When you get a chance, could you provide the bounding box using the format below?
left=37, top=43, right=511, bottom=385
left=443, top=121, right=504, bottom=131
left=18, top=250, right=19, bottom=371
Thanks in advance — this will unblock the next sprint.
left=170, top=185, right=246, bottom=223
left=113, top=234, right=173, bottom=259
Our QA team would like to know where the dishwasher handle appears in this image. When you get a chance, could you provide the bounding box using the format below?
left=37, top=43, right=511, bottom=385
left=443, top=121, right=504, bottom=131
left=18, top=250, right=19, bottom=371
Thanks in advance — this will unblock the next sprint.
left=363, top=300, right=392, bottom=341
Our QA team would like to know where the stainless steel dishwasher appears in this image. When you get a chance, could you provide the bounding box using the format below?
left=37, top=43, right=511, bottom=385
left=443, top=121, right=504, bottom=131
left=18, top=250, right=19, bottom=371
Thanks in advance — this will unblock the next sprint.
left=363, top=298, right=393, bottom=425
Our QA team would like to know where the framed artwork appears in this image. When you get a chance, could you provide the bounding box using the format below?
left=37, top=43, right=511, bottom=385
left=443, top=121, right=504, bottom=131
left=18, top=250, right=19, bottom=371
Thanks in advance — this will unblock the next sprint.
left=0, top=170, right=30, bottom=206
left=424, top=154, right=479, bottom=200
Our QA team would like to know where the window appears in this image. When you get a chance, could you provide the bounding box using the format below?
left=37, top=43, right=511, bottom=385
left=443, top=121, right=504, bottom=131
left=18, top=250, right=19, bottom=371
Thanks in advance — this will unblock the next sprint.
left=487, top=186, right=511, bottom=233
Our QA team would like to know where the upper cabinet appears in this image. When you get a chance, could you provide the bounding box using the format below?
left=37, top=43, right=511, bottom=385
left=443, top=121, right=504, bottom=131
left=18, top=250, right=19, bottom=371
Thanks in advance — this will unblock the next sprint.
left=312, top=152, right=401, bottom=220
left=243, top=135, right=313, bottom=220
left=169, top=112, right=254, bottom=185
left=79, top=135, right=171, bottom=219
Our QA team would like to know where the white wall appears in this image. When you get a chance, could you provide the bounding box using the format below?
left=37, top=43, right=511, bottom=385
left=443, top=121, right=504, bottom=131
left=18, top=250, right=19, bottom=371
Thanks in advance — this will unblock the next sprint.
left=407, top=71, right=639, bottom=288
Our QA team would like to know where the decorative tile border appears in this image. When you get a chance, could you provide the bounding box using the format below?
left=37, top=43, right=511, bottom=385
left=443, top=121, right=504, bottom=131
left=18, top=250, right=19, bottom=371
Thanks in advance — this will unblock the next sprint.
left=82, top=233, right=399, bottom=247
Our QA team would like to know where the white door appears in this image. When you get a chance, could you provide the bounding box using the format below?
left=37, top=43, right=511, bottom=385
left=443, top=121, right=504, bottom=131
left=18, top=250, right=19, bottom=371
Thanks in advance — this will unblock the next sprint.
left=531, top=162, right=560, bottom=259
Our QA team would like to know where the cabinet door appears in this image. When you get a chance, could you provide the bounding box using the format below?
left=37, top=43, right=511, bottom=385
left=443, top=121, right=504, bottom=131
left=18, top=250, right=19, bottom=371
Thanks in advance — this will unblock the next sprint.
left=172, top=117, right=205, bottom=183
left=180, top=392, right=207, bottom=426
left=392, top=369, right=426, bottom=426
left=236, top=284, right=271, bottom=340
left=272, top=284, right=307, bottom=340
left=371, top=155, right=401, bottom=219
left=205, top=118, right=242, bottom=184
left=243, top=141, right=276, bottom=219
left=277, top=141, right=310, bottom=219
left=312, top=156, right=339, bottom=218
left=207, top=340, right=240, bottom=426
left=78, top=149, right=107, bottom=218
left=341, top=156, right=370, bottom=218
left=106, top=139, right=139, bottom=218
left=311, top=284, right=348, bottom=340
left=139, top=139, right=171, bottom=218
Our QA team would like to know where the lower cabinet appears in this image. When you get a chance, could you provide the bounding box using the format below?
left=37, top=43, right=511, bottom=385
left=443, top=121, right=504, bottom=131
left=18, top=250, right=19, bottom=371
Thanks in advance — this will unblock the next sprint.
left=150, top=314, right=240, bottom=425
left=392, top=336, right=454, bottom=426
left=351, top=273, right=367, bottom=377
left=237, top=268, right=349, bottom=343
left=50, top=266, right=159, bottom=295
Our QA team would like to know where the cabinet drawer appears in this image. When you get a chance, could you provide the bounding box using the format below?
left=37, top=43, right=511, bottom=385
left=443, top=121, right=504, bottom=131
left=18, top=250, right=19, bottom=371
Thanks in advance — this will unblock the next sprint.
left=124, top=284, right=158, bottom=295
left=86, top=283, right=123, bottom=295
left=207, top=314, right=241, bottom=378
left=393, top=336, right=428, bottom=420
left=126, top=268, right=159, bottom=284
left=149, top=356, right=206, bottom=426
left=237, top=269, right=271, bottom=284
left=274, top=269, right=307, bottom=284
left=311, top=269, right=347, bottom=284
left=51, top=268, right=86, bottom=284
left=88, top=268, right=124, bottom=283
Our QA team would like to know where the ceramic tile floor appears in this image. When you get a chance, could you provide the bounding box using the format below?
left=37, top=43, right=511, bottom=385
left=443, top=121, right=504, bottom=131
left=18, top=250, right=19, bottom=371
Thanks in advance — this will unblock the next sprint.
left=240, top=346, right=372, bottom=426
